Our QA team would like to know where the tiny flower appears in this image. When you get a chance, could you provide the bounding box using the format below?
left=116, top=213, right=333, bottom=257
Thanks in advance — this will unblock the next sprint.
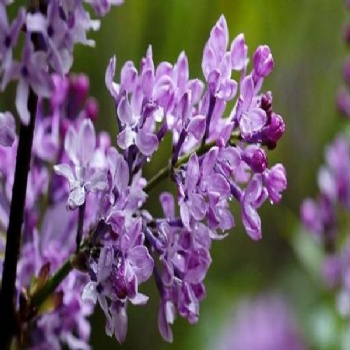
left=2, top=37, right=53, bottom=124
left=236, top=76, right=267, bottom=139
left=54, top=119, right=107, bottom=209
left=264, top=164, right=287, bottom=204
left=241, top=174, right=267, bottom=240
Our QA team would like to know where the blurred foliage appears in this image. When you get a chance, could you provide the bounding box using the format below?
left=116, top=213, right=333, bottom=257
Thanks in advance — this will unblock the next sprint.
left=2, top=0, right=348, bottom=348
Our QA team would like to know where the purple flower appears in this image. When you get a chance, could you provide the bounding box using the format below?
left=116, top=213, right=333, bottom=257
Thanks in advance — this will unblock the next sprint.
left=201, top=15, right=238, bottom=100
left=0, top=5, right=25, bottom=74
left=241, top=174, right=267, bottom=240
left=178, top=154, right=207, bottom=228
left=26, top=1, right=72, bottom=74
left=82, top=219, right=154, bottom=343
left=235, top=75, right=267, bottom=139
left=116, top=93, right=159, bottom=156
left=2, top=37, right=53, bottom=124
left=264, top=163, right=287, bottom=204
left=87, top=0, right=124, bottom=17
left=54, top=119, right=107, bottom=209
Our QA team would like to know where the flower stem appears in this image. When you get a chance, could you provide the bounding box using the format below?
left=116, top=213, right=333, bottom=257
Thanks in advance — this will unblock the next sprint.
left=30, top=257, right=73, bottom=308
left=76, top=202, right=86, bottom=252
left=144, top=133, right=239, bottom=193
left=0, top=89, right=38, bottom=349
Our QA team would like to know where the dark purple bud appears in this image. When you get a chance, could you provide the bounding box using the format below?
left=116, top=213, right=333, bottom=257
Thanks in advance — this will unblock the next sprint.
left=51, top=75, right=69, bottom=107
left=253, top=45, right=274, bottom=78
left=67, top=74, right=90, bottom=118
left=259, top=91, right=273, bottom=118
left=242, top=147, right=268, bottom=173
left=85, top=97, right=99, bottom=121
left=263, top=113, right=285, bottom=147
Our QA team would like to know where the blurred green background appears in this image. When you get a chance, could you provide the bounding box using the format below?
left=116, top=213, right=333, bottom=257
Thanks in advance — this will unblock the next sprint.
left=1, top=0, right=346, bottom=348
left=70, top=0, right=348, bottom=349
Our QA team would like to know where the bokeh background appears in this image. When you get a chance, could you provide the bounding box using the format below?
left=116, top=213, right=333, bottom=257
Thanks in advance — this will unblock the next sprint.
left=3, top=0, right=348, bottom=349
left=71, top=0, right=347, bottom=349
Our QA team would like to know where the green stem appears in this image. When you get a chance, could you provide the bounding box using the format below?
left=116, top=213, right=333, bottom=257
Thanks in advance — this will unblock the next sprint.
left=144, top=133, right=239, bottom=193
left=30, top=257, right=73, bottom=308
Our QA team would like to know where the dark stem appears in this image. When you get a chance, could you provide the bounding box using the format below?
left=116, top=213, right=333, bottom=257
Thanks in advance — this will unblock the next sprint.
left=201, top=94, right=216, bottom=148
left=0, top=89, right=38, bottom=349
left=76, top=202, right=86, bottom=252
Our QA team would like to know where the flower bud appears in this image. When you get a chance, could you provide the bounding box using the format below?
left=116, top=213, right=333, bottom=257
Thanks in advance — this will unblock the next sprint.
left=67, top=74, right=90, bottom=119
left=253, top=45, right=274, bottom=77
left=263, top=113, right=286, bottom=148
left=242, top=147, right=268, bottom=173
left=85, top=97, right=99, bottom=121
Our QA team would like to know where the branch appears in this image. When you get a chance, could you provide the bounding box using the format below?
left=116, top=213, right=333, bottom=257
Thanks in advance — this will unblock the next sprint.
left=0, top=89, right=38, bottom=349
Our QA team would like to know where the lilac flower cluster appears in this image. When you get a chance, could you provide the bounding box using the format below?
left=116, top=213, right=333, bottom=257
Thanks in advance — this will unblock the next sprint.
left=0, top=0, right=123, bottom=126
left=301, top=0, right=350, bottom=323
left=0, top=8, right=287, bottom=348
left=301, top=136, right=350, bottom=317
left=77, top=15, right=286, bottom=343
left=0, top=74, right=97, bottom=348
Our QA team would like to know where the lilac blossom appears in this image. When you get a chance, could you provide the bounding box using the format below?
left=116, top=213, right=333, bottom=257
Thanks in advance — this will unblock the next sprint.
left=96, top=14, right=286, bottom=342
left=0, top=9, right=287, bottom=347
left=82, top=219, right=153, bottom=343
left=301, top=136, right=350, bottom=322
left=54, top=119, right=107, bottom=209
left=0, top=0, right=123, bottom=126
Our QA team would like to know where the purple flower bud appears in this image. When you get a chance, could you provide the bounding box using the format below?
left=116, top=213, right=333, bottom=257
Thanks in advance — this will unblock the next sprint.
left=67, top=74, right=90, bottom=118
left=242, top=147, right=268, bottom=173
left=263, top=113, right=286, bottom=148
left=85, top=97, right=99, bottom=121
left=253, top=45, right=274, bottom=78
left=259, top=91, right=273, bottom=117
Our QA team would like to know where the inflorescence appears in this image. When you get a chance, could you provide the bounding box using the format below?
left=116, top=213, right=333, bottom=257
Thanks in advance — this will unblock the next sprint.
left=0, top=2, right=286, bottom=348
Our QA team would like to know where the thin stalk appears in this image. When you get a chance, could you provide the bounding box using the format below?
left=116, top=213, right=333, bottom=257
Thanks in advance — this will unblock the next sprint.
left=0, top=89, right=38, bottom=349
left=30, top=257, right=73, bottom=308
left=76, top=202, right=86, bottom=252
